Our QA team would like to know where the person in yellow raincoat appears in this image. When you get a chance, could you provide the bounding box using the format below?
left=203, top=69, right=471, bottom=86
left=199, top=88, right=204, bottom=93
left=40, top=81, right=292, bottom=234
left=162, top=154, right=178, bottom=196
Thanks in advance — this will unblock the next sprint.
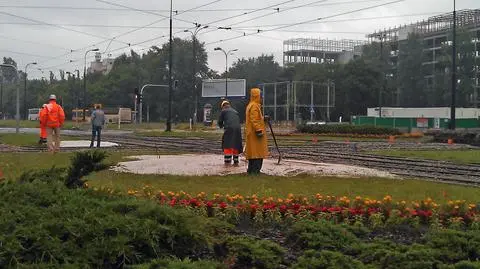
left=244, top=88, right=269, bottom=174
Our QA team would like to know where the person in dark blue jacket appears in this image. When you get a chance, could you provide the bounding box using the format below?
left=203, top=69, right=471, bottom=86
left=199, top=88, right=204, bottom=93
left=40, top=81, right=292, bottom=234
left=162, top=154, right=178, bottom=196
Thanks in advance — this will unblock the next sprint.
left=218, top=100, right=243, bottom=166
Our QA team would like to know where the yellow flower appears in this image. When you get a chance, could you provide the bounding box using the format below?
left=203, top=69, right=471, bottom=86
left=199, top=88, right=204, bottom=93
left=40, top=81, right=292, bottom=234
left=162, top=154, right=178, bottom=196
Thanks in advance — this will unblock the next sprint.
left=454, top=205, right=460, bottom=209
left=278, top=198, right=284, bottom=203
left=469, top=204, right=476, bottom=208
left=448, top=201, right=454, bottom=205
left=355, top=196, right=362, bottom=200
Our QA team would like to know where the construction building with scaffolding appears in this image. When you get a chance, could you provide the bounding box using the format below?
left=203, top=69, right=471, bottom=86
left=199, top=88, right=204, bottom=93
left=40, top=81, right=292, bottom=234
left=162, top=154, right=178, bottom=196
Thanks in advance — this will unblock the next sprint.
left=283, top=38, right=366, bottom=65
left=366, top=9, right=480, bottom=107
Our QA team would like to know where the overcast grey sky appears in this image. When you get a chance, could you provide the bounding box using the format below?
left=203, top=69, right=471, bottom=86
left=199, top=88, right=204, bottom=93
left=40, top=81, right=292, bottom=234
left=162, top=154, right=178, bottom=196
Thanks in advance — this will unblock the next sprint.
left=0, top=0, right=478, bottom=79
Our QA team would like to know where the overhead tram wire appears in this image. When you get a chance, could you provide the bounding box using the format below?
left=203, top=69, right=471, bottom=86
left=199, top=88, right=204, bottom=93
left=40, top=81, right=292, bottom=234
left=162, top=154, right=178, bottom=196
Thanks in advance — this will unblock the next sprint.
left=35, top=1, right=431, bottom=72
left=36, top=0, right=225, bottom=71
left=229, top=11, right=446, bottom=29
left=99, top=0, right=304, bottom=55
left=32, top=0, right=406, bottom=71
left=0, top=34, right=71, bottom=51
left=94, top=0, right=222, bottom=30
left=205, top=0, right=406, bottom=45
left=0, top=49, right=56, bottom=59
left=0, top=0, right=387, bottom=13
left=199, top=0, right=328, bottom=36
left=86, top=0, right=394, bottom=59
left=0, top=12, right=446, bottom=30
left=0, top=10, right=139, bottom=68
left=201, top=0, right=299, bottom=26
left=0, top=11, right=131, bottom=47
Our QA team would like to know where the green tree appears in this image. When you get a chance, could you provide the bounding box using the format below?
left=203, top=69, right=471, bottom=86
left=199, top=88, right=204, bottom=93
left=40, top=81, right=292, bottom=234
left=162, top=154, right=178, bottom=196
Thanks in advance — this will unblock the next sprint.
left=396, top=33, right=427, bottom=107
left=1, top=57, right=18, bottom=83
left=332, top=58, right=382, bottom=119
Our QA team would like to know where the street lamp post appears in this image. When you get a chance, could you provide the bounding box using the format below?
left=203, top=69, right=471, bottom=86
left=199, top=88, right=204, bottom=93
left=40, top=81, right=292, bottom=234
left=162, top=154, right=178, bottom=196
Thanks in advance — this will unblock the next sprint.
left=83, top=48, right=99, bottom=121
left=0, top=75, right=3, bottom=120
left=74, top=69, right=80, bottom=108
left=450, top=0, right=457, bottom=130
left=24, top=62, right=37, bottom=120
left=166, top=0, right=173, bottom=132
left=185, top=24, right=209, bottom=125
left=214, top=47, right=238, bottom=98
left=376, top=33, right=386, bottom=118
left=0, top=64, right=19, bottom=133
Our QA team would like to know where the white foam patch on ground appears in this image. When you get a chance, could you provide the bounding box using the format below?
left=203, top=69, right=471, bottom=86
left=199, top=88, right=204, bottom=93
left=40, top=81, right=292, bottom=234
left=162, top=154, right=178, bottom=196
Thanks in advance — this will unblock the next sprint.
left=60, top=140, right=119, bottom=148
left=112, top=154, right=394, bottom=178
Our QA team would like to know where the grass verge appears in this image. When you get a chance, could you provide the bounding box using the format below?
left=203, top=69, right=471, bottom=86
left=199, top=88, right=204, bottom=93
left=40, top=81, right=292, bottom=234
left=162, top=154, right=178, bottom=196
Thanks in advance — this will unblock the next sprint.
left=0, top=120, right=87, bottom=129
left=0, top=151, right=153, bottom=180
left=371, top=149, right=480, bottom=164
left=87, top=171, right=480, bottom=203
left=3, top=151, right=479, bottom=203
left=0, top=133, right=82, bottom=146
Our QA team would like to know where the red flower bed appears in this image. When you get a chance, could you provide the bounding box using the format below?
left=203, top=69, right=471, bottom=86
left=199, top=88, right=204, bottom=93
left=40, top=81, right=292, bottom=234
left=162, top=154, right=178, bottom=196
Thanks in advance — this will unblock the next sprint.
left=115, top=187, right=480, bottom=229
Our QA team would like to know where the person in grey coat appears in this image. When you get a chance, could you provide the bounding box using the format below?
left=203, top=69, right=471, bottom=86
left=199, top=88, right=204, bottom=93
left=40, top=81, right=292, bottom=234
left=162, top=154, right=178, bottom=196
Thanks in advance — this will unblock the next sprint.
left=218, top=100, right=243, bottom=166
left=90, top=104, right=105, bottom=148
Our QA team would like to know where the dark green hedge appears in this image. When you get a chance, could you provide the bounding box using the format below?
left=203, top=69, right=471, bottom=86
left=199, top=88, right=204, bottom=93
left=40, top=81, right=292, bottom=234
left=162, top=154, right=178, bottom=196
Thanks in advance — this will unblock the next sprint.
left=430, top=130, right=480, bottom=146
left=297, top=124, right=401, bottom=135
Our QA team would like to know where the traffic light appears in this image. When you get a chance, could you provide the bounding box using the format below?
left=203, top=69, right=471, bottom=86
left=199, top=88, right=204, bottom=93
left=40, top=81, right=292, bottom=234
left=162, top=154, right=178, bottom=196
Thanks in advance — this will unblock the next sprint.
left=174, top=80, right=179, bottom=89
left=134, top=87, right=142, bottom=105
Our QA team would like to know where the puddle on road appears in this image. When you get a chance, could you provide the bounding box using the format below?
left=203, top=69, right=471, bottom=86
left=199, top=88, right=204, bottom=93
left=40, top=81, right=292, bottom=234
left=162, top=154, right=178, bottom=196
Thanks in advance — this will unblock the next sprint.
left=112, top=154, right=394, bottom=178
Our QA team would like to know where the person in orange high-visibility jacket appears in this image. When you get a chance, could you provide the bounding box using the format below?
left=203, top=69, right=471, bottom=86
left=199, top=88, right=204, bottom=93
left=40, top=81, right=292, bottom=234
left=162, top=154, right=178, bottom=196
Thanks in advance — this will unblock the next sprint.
left=41, top=95, right=65, bottom=153
left=244, top=88, right=269, bottom=175
left=38, top=104, right=47, bottom=144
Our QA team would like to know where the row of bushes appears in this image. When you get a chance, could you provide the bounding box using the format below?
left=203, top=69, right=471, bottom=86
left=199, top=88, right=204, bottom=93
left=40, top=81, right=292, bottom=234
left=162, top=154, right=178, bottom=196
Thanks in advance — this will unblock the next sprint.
left=3, top=177, right=480, bottom=269
left=430, top=130, right=480, bottom=146
left=297, top=124, right=401, bottom=135
left=1, top=151, right=479, bottom=268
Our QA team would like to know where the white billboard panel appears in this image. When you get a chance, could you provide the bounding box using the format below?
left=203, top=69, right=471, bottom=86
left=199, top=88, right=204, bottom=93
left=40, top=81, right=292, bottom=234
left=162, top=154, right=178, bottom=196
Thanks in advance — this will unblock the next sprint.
left=202, top=79, right=246, bottom=97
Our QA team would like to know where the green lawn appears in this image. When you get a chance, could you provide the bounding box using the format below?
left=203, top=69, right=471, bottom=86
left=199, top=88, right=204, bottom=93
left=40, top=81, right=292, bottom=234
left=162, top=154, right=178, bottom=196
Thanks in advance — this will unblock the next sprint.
left=0, top=151, right=146, bottom=180
left=0, top=133, right=42, bottom=146
left=0, top=119, right=88, bottom=130
left=87, top=170, right=480, bottom=203
left=3, top=151, right=479, bottom=203
left=0, top=133, right=83, bottom=147
left=135, top=130, right=222, bottom=139
left=371, top=149, right=480, bottom=164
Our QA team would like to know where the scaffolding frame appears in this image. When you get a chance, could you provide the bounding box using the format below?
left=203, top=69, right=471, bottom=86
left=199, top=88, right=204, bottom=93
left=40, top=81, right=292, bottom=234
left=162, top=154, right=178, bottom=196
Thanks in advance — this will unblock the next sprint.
left=259, top=80, right=335, bottom=123
left=368, top=9, right=480, bottom=42
left=367, top=9, right=480, bottom=108
left=283, top=38, right=366, bottom=65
